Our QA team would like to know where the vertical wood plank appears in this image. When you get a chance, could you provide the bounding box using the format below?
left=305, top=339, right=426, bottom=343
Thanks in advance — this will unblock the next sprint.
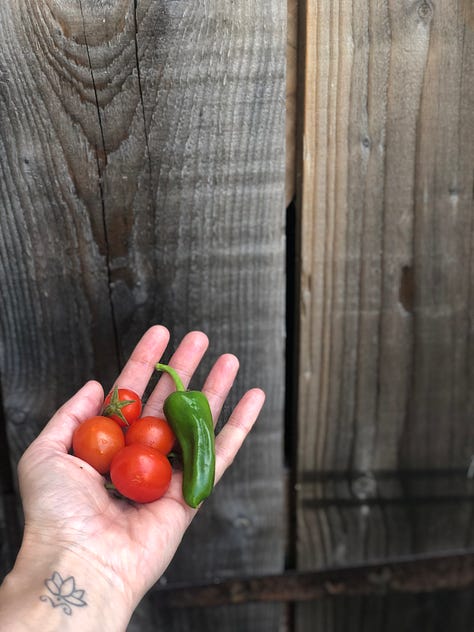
left=0, top=2, right=286, bottom=630
left=287, top=0, right=298, bottom=205
left=296, top=0, right=474, bottom=630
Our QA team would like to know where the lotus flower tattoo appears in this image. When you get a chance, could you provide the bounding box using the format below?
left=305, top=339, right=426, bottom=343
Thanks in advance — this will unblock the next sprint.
left=40, top=571, right=87, bottom=615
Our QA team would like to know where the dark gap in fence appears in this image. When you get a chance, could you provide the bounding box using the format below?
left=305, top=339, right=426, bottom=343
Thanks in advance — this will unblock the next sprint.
left=284, top=196, right=300, bottom=581
left=286, top=8, right=306, bottom=627
left=284, top=198, right=298, bottom=468
left=0, top=379, right=22, bottom=573
left=0, top=381, right=14, bottom=495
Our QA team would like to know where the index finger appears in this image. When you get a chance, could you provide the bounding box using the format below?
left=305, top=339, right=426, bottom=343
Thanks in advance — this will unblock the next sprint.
left=110, top=325, right=170, bottom=398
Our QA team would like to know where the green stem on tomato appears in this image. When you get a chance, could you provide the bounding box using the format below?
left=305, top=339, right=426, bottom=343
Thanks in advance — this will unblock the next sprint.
left=104, top=480, right=130, bottom=502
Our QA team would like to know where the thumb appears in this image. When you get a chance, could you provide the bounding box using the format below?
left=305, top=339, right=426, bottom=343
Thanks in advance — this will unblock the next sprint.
left=35, top=380, right=104, bottom=453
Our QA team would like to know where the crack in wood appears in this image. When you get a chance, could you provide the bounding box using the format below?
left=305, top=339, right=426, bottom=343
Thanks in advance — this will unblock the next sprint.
left=133, top=0, right=154, bottom=219
left=79, top=0, right=122, bottom=371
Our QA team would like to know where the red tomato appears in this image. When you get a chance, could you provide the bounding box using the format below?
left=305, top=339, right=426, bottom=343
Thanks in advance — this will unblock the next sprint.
left=125, top=416, right=176, bottom=455
left=102, top=386, right=142, bottom=428
left=72, top=416, right=125, bottom=474
left=110, top=444, right=172, bottom=503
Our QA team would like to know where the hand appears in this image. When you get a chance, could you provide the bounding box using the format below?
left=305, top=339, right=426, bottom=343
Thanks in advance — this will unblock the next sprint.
left=12, top=326, right=265, bottom=626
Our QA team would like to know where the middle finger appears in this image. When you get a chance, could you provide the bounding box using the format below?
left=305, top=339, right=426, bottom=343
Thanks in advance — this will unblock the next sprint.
left=108, top=325, right=170, bottom=398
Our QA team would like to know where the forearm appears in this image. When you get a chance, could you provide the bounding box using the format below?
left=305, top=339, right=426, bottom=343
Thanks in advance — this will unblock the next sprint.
left=0, top=538, right=134, bottom=632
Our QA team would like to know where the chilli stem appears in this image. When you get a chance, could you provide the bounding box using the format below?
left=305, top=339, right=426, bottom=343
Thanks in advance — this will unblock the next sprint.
left=155, top=363, right=186, bottom=392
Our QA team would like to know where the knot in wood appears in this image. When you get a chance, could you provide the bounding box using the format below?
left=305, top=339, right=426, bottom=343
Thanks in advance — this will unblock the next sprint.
left=351, top=473, right=377, bottom=500
left=368, top=567, right=393, bottom=586
left=418, top=1, right=433, bottom=21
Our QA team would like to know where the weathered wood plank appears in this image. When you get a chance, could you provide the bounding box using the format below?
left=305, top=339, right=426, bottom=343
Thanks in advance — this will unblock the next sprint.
left=296, top=0, right=474, bottom=630
left=286, top=0, right=297, bottom=205
left=296, top=588, right=474, bottom=632
left=0, top=2, right=286, bottom=630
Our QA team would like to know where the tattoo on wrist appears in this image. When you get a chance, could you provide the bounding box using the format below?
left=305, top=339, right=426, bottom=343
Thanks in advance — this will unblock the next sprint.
left=40, top=571, right=87, bottom=616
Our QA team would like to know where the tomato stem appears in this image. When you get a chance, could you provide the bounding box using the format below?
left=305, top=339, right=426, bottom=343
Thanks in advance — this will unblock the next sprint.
left=104, top=480, right=129, bottom=501
left=101, top=386, right=137, bottom=427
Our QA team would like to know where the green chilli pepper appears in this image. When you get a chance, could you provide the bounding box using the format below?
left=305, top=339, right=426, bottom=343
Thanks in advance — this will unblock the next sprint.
left=155, top=363, right=215, bottom=508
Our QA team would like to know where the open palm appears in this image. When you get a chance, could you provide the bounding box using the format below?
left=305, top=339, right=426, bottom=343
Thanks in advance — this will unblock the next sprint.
left=17, top=326, right=265, bottom=608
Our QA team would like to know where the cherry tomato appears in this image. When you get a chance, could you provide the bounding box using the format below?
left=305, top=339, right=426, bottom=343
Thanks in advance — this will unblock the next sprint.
left=125, top=416, right=176, bottom=455
left=110, top=444, right=172, bottom=503
left=72, top=416, right=125, bottom=474
left=102, top=386, right=142, bottom=428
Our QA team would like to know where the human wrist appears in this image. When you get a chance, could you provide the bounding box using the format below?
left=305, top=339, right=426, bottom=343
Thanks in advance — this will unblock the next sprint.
left=0, top=534, right=134, bottom=632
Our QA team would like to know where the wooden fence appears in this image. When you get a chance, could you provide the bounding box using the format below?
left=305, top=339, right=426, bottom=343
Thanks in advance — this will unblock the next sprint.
left=1, top=1, right=473, bottom=631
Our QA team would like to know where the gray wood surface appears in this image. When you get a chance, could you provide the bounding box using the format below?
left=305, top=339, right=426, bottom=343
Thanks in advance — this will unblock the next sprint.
left=0, top=1, right=286, bottom=630
left=296, top=1, right=474, bottom=630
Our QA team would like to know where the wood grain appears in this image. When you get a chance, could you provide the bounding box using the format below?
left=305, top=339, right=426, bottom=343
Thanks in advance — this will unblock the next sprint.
left=286, top=0, right=297, bottom=205
left=0, top=2, right=286, bottom=630
left=296, top=0, right=474, bottom=630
